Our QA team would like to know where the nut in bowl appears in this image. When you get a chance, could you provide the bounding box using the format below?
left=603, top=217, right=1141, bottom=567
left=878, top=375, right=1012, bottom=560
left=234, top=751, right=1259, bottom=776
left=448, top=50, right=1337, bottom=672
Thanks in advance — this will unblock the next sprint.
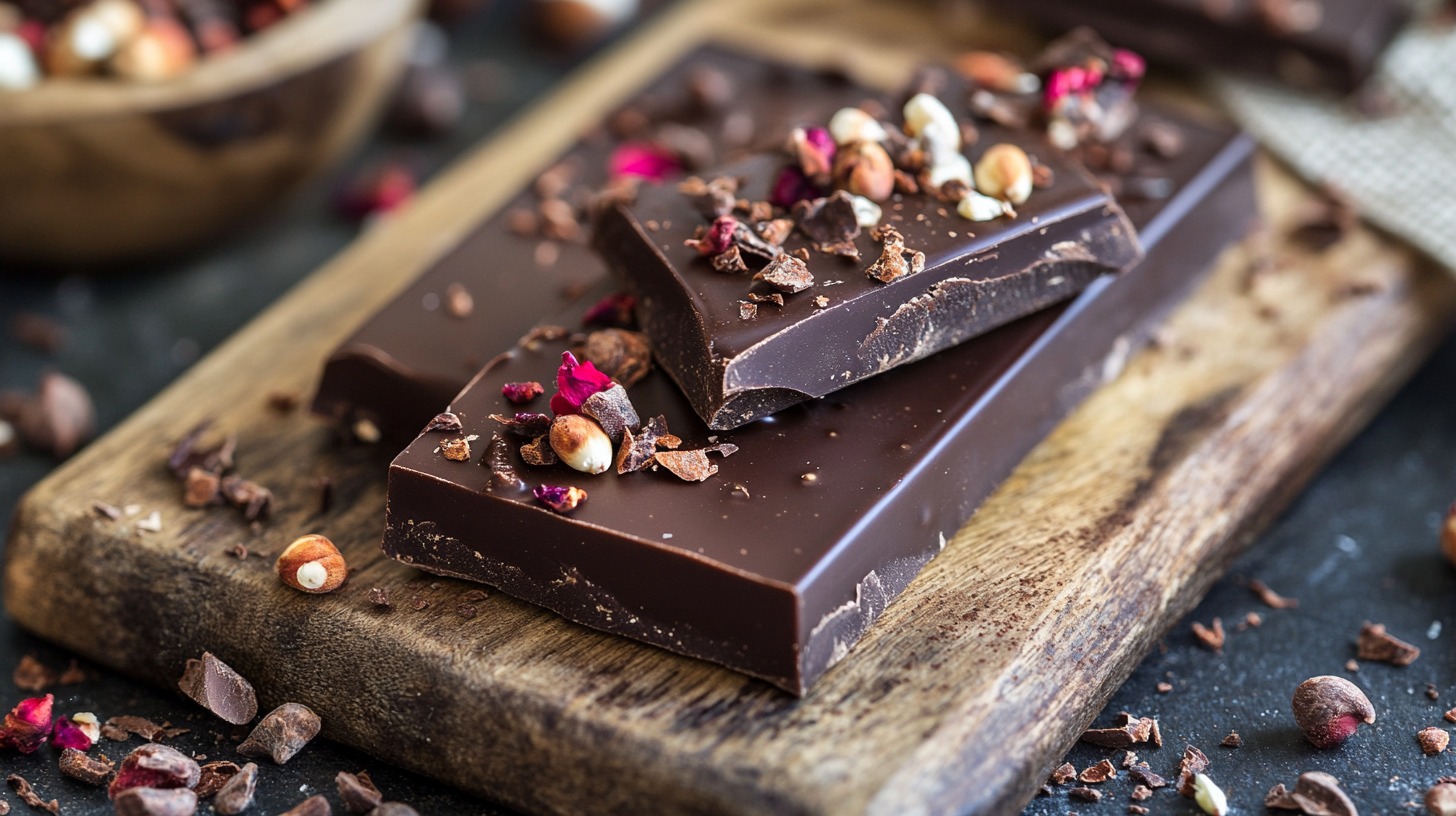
left=0, top=0, right=421, bottom=266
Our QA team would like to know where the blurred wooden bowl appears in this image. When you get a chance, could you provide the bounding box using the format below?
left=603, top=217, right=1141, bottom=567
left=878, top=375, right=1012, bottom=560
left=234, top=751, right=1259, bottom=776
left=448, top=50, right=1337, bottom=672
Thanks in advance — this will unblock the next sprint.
left=0, top=0, right=421, bottom=266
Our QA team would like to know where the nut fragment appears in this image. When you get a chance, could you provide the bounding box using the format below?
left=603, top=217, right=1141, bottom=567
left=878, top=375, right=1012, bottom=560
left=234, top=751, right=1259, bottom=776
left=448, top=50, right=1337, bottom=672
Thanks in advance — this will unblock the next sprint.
left=833, top=141, right=895, bottom=202
left=827, top=106, right=888, bottom=145
left=1292, top=675, right=1375, bottom=749
left=194, top=761, right=241, bottom=798
left=275, top=534, right=348, bottom=594
left=237, top=703, right=321, bottom=765
left=974, top=143, right=1034, bottom=205
left=549, top=414, right=614, bottom=474
left=903, top=93, right=961, bottom=153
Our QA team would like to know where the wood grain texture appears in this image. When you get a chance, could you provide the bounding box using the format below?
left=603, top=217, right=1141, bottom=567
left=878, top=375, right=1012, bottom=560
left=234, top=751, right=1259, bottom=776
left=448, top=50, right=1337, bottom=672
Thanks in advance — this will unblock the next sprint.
left=6, top=1, right=1456, bottom=814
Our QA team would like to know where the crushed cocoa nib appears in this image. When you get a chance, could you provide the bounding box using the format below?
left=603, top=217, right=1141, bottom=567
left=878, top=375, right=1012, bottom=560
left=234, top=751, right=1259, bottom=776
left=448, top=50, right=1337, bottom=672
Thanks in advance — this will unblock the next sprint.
left=678, top=175, right=739, bottom=219
left=439, top=437, right=472, bottom=462
left=1048, top=762, right=1076, bottom=786
left=1079, top=759, right=1116, bottom=784
left=520, top=435, right=557, bottom=466
left=183, top=468, right=222, bottom=508
left=104, top=715, right=168, bottom=742
left=756, top=218, right=795, bottom=247
left=864, top=226, right=925, bottom=284
left=59, top=746, right=115, bottom=785
left=1082, top=712, right=1156, bottom=748
left=581, top=385, right=640, bottom=444
left=1429, top=682, right=1441, bottom=701
left=6, top=775, right=57, bottom=814
left=238, top=703, right=321, bottom=765
left=1121, top=751, right=1138, bottom=769
left=337, top=770, right=383, bottom=814
left=654, top=450, right=719, bottom=482
left=489, top=412, right=552, bottom=437
left=1220, top=731, right=1243, bottom=748
left=794, top=192, right=861, bottom=251
left=12, top=655, right=55, bottom=692
left=9, top=313, right=67, bottom=354
left=1421, top=726, right=1451, bottom=755
left=1357, top=621, right=1420, bottom=666
left=1191, top=617, right=1225, bottom=653
left=424, top=412, right=463, bottom=433
left=219, top=476, right=272, bottom=521
left=1175, top=745, right=1210, bottom=798
left=712, top=245, right=749, bottom=273
left=1127, top=766, right=1167, bottom=789
left=1129, top=807, right=1149, bottom=815
left=616, top=417, right=669, bottom=474
left=213, top=763, right=258, bottom=815
left=279, top=794, right=331, bottom=816
left=168, top=421, right=235, bottom=478
left=194, top=761, right=242, bottom=798
left=1131, top=784, right=1152, bottom=801
left=484, top=433, right=523, bottom=492
left=368, top=587, right=392, bottom=609
left=747, top=293, right=785, bottom=307
left=1068, top=786, right=1101, bottom=803
left=584, top=329, right=652, bottom=389
left=755, top=253, right=814, bottom=294
left=1266, top=771, right=1357, bottom=815
left=731, top=222, right=783, bottom=261
left=744, top=201, right=774, bottom=223
left=739, top=300, right=758, bottom=320
left=1445, top=707, right=1456, bottom=724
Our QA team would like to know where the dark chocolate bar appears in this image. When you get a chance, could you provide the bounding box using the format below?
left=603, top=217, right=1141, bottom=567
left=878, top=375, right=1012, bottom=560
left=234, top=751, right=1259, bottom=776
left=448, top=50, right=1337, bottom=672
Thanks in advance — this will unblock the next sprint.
left=595, top=135, right=1142, bottom=429
left=312, top=49, right=906, bottom=442
left=993, top=0, right=1410, bottom=93
left=381, top=105, right=1257, bottom=694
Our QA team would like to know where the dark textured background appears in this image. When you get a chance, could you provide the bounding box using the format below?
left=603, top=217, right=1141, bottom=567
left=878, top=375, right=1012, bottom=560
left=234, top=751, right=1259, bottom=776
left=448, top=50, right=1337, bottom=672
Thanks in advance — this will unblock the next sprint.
left=2, top=3, right=1455, bottom=814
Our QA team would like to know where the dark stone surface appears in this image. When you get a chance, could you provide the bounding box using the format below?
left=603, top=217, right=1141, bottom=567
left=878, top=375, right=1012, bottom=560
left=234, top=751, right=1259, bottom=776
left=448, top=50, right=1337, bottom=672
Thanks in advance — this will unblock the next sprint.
left=2, top=3, right=1455, bottom=814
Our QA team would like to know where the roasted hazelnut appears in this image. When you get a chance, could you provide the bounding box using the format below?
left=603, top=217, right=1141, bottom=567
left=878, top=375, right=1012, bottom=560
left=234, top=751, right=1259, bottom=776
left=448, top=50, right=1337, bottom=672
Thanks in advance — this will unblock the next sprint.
left=1292, top=675, right=1375, bottom=749
left=275, top=534, right=347, bottom=594
left=833, top=141, right=895, bottom=203
left=549, top=414, right=613, bottom=475
left=974, top=143, right=1034, bottom=205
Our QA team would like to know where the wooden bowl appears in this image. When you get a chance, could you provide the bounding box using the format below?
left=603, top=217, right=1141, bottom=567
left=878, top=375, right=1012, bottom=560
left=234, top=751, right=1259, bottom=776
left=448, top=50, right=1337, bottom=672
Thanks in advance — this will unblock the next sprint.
left=0, top=0, right=421, bottom=266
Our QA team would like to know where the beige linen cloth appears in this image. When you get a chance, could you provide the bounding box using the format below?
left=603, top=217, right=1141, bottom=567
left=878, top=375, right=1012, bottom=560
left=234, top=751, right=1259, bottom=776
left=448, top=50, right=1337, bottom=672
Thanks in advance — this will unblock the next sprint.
left=1213, top=21, right=1456, bottom=270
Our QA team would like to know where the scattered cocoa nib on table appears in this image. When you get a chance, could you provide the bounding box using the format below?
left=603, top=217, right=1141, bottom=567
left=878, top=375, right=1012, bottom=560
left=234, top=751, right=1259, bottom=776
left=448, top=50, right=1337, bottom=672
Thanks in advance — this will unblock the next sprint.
left=58, top=747, right=114, bottom=786
left=1248, top=578, right=1298, bottom=609
left=1427, top=781, right=1456, bottom=816
left=1355, top=621, right=1420, bottom=666
left=1081, top=711, right=1159, bottom=748
left=337, top=770, right=383, bottom=813
left=1190, top=617, right=1225, bottom=653
left=1175, top=745, right=1210, bottom=798
left=112, top=787, right=198, bottom=816
left=167, top=421, right=273, bottom=522
left=109, top=743, right=201, bottom=798
left=6, top=774, right=57, bottom=815
left=193, top=761, right=242, bottom=798
left=238, top=703, right=321, bottom=765
left=1419, top=726, right=1450, bottom=755
left=1219, top=731, right=1242, bottom=748
left=1266, top=770, right=1358, bottom=815
left=279, top=794, right=331, bottom=816
left=1077, top=759, right=1116, bottom=784
left=211, top=763, right=258, bottom=816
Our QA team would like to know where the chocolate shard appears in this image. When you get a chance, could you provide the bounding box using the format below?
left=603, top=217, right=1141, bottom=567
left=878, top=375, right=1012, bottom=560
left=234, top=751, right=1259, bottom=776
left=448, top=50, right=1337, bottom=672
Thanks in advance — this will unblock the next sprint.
left=212, top=763, right=258, bottom=816
left=237, top=703, right=321, bottom=765
left=112, top=787, right=199, bottom=816
left=336, top=771, right=383, bottom=814
left=178, top=652, right=258, bottom=726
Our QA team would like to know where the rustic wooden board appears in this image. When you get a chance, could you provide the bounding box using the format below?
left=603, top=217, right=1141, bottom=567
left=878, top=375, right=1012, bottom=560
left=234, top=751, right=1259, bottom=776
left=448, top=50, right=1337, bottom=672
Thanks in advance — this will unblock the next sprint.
left=6, top=1, right=1456, bottom=814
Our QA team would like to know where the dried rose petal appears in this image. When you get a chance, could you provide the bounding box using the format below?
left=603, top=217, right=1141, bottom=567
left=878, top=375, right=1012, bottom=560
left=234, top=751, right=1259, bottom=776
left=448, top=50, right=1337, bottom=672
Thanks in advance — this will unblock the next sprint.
left=0, top=694, right=53, bottom=754
left=1111, top=49, right=1145, bottom=80
left=684, top=215, right=739, bottom=256
left=792, top=126, right=836, bottom=183
left=334, top=161, right=416, bottom=221
left=501, top=381, right=544, bottom=405
left=550, top=352, right=613, bottom=416
left=769, top=165, right=824, bottom=209
left=51, top=716, right=94, bottom=751
left=534, top=484, right=587, bottom=513
left=581, top=292, right=636, bottom=327
left=609, top=142, right=681, bottom=182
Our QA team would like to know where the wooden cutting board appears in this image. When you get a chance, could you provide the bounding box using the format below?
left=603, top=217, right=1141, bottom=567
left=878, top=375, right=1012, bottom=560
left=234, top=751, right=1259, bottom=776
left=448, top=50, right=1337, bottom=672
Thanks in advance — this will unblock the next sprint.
left=6, top=1, right=1454, bottom=813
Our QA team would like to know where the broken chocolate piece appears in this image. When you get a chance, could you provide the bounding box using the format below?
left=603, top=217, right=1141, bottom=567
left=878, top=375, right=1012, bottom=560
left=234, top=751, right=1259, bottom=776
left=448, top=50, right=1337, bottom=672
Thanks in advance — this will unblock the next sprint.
left=1176, top=745, right=1209, bottom=798
left=336, top=771, right=383, bottom=814
left=212, top=763, right=258, bottom=815
left=112, top=787, right=199, bottom=816
left=58, top=748, right=114, bottom=786
left=178, top=652, right=258, bottom=726
left=1356, top=621, right=1420, bottom=666
left=580, top=384, right=640, bottom=444
left=237, top=703, right=321, bottom=765
left=6, top=775, right=57, bottom=815
left=754, top=253, right=814, bottom=294
left=194, top=761, right=241, bottom=798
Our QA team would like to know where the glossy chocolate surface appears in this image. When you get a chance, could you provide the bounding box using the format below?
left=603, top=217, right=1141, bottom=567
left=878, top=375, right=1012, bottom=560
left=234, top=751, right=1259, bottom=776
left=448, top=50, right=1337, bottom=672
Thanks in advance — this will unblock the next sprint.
left=998, top=0, right=1410, bottom=93
left=596, top=141, right=1142, bottom=429
left=382, top=97, right=1257, bottom=693
left=313, top=48, right=906, bottom=442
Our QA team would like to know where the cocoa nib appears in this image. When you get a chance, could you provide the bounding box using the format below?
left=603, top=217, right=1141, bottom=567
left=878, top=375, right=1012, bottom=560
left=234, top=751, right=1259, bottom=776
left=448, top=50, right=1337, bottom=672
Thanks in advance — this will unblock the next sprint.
left=580, top=384, right=640, bottom=445
left=178, top=652, right=258, bottom=726
left=1420, top=726, right=1450, bottom=755
left=102, top=715, right=168, bottom=742
left=1175, top=745, right=1210, bottom=798
left=6, top=775, right=57, bottom=815
left=754, top=253, right=814, bottom=293
left=1127, top=765, right=1167, bottom=789
left=864, top=226, right=925, bottom=284
left=212, top=763, right=257, bottom=815
left=423, top=412, right=463, bottom=433
left=1356, top=621, right=1420, bottom=666
left=279, top=794, right=331, bottom=816
left=488, top=412, right=552, bottom=437
left=1067, top=786, right=1101, bottom=803
left=1249, top=578, right=1298, bottom=609
left=1047, top=762, right=1076, bottom=786
left=194, top=761, right=242, bottom=798
left=237, top=703, right=321, bottom=765
left=615, top=415, right=674, bottom=474
left=439, top=437, right=472, bottom=462
left=1081, top=712, right=1158, bottom=748
left=1191, top=617, right=1225, bottom=653
left=112, top=787, right=198, bottom=816
left=1078, top=759, right=1116, bottom=783
left=711, top=245, right=749, bottom=273
left=678, top=175, right=740, bottom=219
left=520, top=434, right=557, bottom=466
left=59, top=747, right=114, bottom=786
left=11, top=656, right=55, bottom=693
left=1266, top=771, right=1357, bottom=815
left=794, top=191, right=861, bottom=252
left=337, top=770, right=383, bottom=813
left=655, top=444, right=738, bottom=483
left=1220, top=731, right=1243, bottom=748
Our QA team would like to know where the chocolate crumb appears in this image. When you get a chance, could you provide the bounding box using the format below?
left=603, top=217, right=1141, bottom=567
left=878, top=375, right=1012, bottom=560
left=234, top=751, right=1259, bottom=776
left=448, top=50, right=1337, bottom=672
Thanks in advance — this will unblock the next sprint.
left=179, top=652, right=258, bottom=726
left=1068, top=786, right=1101, bottom=803
left=1121, top=751, right=1138, bottom=769
left=237, top=703, right=321, bottom=765
left=654, top=449, right=719, bottom=482
left=711, top=245, right=749, bottom=273
left=738, top=301, right=758, bottom=321
left=1048, top=762, right=1076, bottom=786
left=1128, top=766, right=1167, bottom=789
left=1176, top=745, right=1210, bottom=798
left=754, top=253, right=814, bottom=293
left=1191, top=617, right=1225, bottom=653
left=58, top=748, right=114, bottom=786
left=1079, top=759, right=1116, bottom=784
left=1429, top=682, right=1440, bottom=701
left=520, top=435, right=557, bottom=466
left=104, top=715, right=167, bottom=742
left=1421, top=726, right=1450, bottom=755
left=1266, top=771, right=1357, bottom=815
left=747, top=292, right=785, bottom=307
left=794, top=191, right=861, bottom=252
left=1356, top=621, right=1420, bottom=665
left=424, top=413, right=463, bottom=434
left=1128, top=807, right=1149, bottom=815
left=337, top=770, right=383, bottom=813
left=1131, top=784, right=1152, bottom=801
left=368, top=587, right=392, bottom=609
left=213, top=763, right=258, bottom=815
left=1445, top=708, right=1456, bottom=724
left=439, top=437, right=472, bottom=462
left=279, top=794, right=330, bottom=816
left=1249, top=578, right=1298, bottom=609
left=863, top=226, right=924, bottom=284
left=1220, top=731, right=1242, bottom=748
left=183, top=467, right=222, bottom=507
